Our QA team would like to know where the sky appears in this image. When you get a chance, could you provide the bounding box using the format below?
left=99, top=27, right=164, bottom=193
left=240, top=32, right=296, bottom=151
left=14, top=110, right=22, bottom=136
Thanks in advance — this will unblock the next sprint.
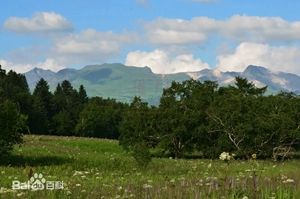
left=1, top=0, right=300, bottom=74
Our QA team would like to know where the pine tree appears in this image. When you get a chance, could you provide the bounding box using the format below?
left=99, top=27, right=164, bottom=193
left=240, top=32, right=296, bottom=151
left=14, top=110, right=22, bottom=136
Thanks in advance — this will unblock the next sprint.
left=31, top=78, right=54, bottom=134
left=78, top=85, right=88, bottom=104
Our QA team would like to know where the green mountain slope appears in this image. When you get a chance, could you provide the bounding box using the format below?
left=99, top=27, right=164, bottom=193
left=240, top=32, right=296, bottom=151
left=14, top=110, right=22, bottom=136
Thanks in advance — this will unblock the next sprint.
left=25, top=63, right=190, bottom=104
left=25, top=64, right=300, bottom=104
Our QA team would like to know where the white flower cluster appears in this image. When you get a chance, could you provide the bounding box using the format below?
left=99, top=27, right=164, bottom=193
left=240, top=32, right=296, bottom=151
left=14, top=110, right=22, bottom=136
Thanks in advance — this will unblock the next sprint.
left=219, top=152, right=232, bottom=161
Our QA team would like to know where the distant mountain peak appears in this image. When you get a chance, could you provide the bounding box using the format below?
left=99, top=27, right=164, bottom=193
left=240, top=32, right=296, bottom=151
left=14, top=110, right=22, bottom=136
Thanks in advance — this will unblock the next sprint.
left=244, top=65, right=270, bottom=74
left=24, top=63, right=300, bottom=104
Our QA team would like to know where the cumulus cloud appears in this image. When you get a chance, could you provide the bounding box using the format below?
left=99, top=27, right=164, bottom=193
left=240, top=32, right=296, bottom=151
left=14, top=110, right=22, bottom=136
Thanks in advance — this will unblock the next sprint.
left=0, top=28, right=137, bottom=73
left=222, top=15, right=300, bottom=42
left=4, top=12, right=73, bottom=33
left=0, top=59, right=32, bottom=73
left=0, top=58, right=64, bottom=73
left=145, top=17, right=218, bottom=46
left=217, top=42, right=300, bottom=74
left=145, top=15, right=300, bottom=46
left=125, top=49, right=209, bottom=74
left=51, top=29, right=137, bottom=65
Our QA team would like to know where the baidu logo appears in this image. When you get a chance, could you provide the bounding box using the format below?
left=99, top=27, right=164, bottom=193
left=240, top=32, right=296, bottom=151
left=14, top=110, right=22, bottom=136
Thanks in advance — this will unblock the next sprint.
left=12, top=173, right=64, bottom=191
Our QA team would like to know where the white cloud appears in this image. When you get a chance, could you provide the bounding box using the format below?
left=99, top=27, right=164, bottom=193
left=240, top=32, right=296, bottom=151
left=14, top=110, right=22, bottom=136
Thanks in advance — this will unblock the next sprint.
left=217, top=42, right=300, bottom=74
left=4, top=12, right=73, bottom=33
left=145, top=15, right=300, bottom=46
left=0, top=58, right=64, bottom=73
left=0, top=29, right=137, bottom=73
left=145, top=17, right=218, bottom=46
left=51, top=29, right=137, bottom=65
left=37, top=58, right=64, bottom=72
left=222, top=15, right=300, bottom=42
left=125, top=49, right=209, bottom=74
left=0, top=59, right=31, bottom=73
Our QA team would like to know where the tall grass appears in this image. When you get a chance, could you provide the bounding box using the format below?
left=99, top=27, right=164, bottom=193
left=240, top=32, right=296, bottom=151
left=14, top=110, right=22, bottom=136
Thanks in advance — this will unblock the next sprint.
left=0, top=135, right=299, bottom=198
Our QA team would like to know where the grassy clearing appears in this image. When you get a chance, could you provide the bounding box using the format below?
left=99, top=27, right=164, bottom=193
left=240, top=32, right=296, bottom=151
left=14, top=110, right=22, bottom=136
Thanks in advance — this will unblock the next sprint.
left=0, top=135, right=299, bottom=198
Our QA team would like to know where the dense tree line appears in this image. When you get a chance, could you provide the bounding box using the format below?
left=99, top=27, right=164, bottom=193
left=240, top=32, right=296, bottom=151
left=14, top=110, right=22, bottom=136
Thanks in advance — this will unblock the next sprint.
left=119, top=77, right=300, bottom=161
left=0, top=65, right=125, bottom=158
left=1, top=65, right=299, bottom=161
left=29, top=78, right=125, bottom=137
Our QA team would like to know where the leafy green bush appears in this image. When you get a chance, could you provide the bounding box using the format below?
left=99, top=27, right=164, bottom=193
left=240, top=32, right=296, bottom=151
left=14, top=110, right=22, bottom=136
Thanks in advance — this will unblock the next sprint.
left=132, top=143, right=152, bottom=168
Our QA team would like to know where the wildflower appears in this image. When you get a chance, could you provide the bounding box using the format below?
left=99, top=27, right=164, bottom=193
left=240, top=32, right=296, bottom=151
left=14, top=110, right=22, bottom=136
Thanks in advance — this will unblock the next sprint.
left=242, top=196, right=248, bottom=199
left=219, top=152, right=232, bottom=161
left=81, top=190, right=86, bottom=193
left=75, top=184, right=81, bottom=187
left=208, top=163, right=212, bottom=169
left=251, top=154, right=257, bottom=159
left=281, top=175, right=287, bottom=180
left=283, top=179, right=295, bottom=184
left=117, top=186, right=123, bottom=191
left=143, top=184, right=153, bottom=189
left=73, top=171, right=83, bottom=176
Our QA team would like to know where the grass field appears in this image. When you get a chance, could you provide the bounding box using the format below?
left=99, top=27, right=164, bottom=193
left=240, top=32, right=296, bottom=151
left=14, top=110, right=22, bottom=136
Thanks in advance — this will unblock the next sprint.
left=0, top=135, right=299, bottom=199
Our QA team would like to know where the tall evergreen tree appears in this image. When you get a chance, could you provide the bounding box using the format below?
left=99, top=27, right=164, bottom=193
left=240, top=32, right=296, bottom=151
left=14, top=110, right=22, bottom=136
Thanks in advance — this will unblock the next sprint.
left=52, top=80, right=85, bottom=135
left=78, top=85, right=88, bottom=104
left=31, top=78, right=54, bottom=134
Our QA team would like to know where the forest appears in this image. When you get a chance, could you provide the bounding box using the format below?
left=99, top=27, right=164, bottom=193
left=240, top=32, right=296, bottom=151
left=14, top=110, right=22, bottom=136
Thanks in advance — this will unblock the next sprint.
left=0, top=65, right=299, bottom=163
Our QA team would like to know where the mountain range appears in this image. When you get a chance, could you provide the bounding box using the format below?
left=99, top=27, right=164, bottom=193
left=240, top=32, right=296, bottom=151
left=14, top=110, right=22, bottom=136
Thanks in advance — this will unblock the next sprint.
left=24, top=63, right=300, bottom=104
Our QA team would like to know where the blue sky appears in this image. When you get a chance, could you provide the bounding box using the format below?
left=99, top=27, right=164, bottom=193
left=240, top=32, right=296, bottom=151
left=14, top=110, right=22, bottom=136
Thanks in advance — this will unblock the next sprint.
left=1, top=0, right=300, bottom=74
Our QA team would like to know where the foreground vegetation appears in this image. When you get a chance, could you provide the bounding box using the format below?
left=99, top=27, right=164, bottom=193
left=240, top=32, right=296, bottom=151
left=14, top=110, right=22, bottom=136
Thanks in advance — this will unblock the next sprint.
left=1, top=65, right=300, bottom=198
left=0, top=135, right=299, bottom=198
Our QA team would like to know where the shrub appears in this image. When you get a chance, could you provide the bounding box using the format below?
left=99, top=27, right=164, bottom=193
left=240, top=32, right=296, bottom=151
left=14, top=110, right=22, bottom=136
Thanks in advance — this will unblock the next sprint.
left=132, top=143, right=152, bottom=168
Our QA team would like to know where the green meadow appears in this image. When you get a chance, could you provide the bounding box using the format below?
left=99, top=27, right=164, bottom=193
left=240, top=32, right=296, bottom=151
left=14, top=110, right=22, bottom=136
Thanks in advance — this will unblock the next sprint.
left=0, top=135, right=299, bottom=199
